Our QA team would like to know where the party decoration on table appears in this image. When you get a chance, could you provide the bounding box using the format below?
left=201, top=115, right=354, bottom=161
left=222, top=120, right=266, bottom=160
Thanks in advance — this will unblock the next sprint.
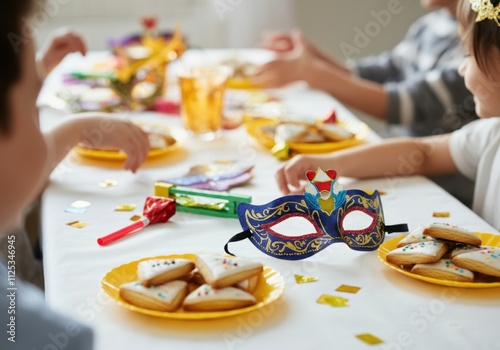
left=115, top=204, right=137, bottom=212
left=468, top=0, right=500, bottom=26
left=130, top=215, right=142, bottom=222
left=225, top=168, right=408, bottom=260
left=99, top=179, right=118, bottom=188
left=378, top=232, right=500, bottom=287
left=294, top=274, right=318, bottom=284
left=433, top=211, right=450, bottom=218
left=155, top=182, right=251, bottom=218
left=244, top=109, right=370, bottom=160
left=65, top=200, right=92, bottom=214
left=163, top=161, right=253, bottom=191
left=316, top=294, right=349, bottom=307
left=97, top=196, right=176, bottom=246
left=335, top=284, right=361, bottom=294
left=67, top=221, right=89, bottom=229
left=65, top=207, right=87, bottom=214
left=101, top=253, right=285, bottom=319
left=355, top=333, right=384, bottom=346
left=60, top=19, right=186, bottom=112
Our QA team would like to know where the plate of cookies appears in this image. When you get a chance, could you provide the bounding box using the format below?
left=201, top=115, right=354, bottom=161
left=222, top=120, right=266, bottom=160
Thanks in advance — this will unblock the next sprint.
left=101, top=253, right=285, bottom=319
left=75, top=122, right=179, bottom=161
left=378, top=223, right=500, bottom=288
left=243, top=114, right=369, bottom=159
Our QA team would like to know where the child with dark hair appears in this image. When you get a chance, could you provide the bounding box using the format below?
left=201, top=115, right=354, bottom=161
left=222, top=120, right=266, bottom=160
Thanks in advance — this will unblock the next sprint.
left=0, top=1, right=149, bottom=348
left=276, top=0, right=500, bottom=231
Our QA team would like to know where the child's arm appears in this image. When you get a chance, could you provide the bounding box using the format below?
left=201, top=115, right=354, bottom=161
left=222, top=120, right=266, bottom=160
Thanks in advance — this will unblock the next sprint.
left=276, top=135, right=457, bottom=194
left=37, top=29, right=86, bottom=80
left=253, top=32, right=389, bottom=119
left=43, top=113, right=149, bottom=174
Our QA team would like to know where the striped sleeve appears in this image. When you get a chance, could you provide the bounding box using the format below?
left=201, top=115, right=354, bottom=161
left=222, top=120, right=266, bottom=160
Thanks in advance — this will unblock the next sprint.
left=385, top=68, right=474, bottom=130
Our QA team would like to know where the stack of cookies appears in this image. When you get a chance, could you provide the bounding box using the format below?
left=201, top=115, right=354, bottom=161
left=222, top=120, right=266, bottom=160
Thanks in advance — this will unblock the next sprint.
left=119, top=254, right=263, bottom=312
left=386, top=223, right=500, bottom=282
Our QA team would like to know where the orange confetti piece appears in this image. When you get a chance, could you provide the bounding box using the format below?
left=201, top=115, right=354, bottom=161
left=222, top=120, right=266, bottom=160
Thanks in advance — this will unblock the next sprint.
left=130, top=215, right=142, bottom=222
left=356, top=333, right=384, bottom=345
left=66, top=221, right=89, bottom=229
left=316, top=294, right=348, bottom=307
left=294, top=274, right=318, bottom=284
left=335, top=284, right=361, bottom=294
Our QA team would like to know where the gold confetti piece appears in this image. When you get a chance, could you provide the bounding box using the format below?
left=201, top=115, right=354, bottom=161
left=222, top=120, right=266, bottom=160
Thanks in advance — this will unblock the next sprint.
left=364, top=189, right=387, bottom=195
left=335, top=284, right=361, bottom=294
left=99, top=179, right=118, bottom=188
left=356, top=333, right=384, bottom=345
left=130, top=215, right=142, bottom=222
left=316, top=294, right=349, bottom=307
left=294, top=274, right=318, bottom=284
left=71, top=200, right=91, bottom=208
left=433, top=212, right=450, bottom=218
left=66, top=221, right=89, bottom=229
left=115, top=204, right=137, bottom=212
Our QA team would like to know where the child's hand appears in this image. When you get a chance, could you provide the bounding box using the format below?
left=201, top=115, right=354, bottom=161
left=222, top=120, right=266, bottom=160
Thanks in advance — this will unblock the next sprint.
left=251, top=30, right=318, bottom=88
left=259, top=31, right=295, bottom=53
left=77, top=115, right=150, bottom=173
left=275, top=154, right=333, bottom=195
left=38, top=28, right=87, bottom=79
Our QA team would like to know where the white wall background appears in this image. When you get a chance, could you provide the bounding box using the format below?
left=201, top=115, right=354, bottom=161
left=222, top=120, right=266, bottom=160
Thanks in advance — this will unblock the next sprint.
left=34, top=0, right=426, bottom=56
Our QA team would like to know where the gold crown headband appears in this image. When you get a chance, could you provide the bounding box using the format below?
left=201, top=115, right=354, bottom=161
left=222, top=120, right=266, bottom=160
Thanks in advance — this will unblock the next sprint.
left=468, top=0, right=500, bottom=27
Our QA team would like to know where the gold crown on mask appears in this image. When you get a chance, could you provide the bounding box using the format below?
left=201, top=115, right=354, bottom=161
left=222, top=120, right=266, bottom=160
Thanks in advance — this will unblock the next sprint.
left=468, top=0, right=500, bottom=27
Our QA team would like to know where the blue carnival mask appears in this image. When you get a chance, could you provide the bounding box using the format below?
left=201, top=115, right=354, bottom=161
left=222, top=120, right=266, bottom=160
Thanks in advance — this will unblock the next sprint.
left=225, top=168, right=407, bottom=260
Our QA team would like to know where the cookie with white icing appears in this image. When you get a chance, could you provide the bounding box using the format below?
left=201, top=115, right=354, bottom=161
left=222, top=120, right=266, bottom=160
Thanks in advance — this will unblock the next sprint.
left=137, top=258, right=195, bottom=287
left=386, top=241, right=448, bottom=265
left=423, top=223, right=481, bottom=246
left=196, top=254, right=263, bottom=288
left=397, top=227, right=435, bottom=248
left=183, top=284, right=256, bottom=311
left=235, top=274, right=259, bottom=294
left=452, top=246, right=500, bottom=278
left=119, top=280, right=188, bottom=312
left=450, top=244, right=485, bottom=259
left=411, top=259, right=474, bottom=282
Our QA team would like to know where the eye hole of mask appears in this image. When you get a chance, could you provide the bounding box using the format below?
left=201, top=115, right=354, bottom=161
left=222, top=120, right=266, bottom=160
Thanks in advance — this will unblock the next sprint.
left=267, top=216, right=319, bottom=238
left=341, top=209, right=376, bottom=233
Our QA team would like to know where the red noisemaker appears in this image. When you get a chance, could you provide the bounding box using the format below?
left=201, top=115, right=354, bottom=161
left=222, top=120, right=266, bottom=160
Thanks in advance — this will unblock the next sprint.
left=97, top=196, right=176, bottom=246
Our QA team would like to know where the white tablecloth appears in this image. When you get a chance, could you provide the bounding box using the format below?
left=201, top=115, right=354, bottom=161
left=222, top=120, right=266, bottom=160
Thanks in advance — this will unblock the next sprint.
left=39, top=53, right=500, bottom=350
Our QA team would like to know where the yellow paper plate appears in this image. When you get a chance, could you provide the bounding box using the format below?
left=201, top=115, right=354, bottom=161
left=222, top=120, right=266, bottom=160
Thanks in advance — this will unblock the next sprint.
left=74, top=123, right=179, bottom=161
left=244, top=117, right=369, bottom=155
left=101, top=254, right=285, bottom=319
left=227, top=77, right=260, bottom=89
left=377, top=232, right=500, bottom=288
